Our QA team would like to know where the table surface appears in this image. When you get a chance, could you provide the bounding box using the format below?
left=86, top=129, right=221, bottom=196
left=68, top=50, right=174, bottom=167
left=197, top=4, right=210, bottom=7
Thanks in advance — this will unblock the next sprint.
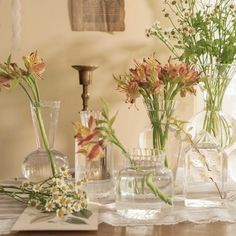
left=2, top=179, right=236, bottom=236
left=4, top=222, right=236, bottom=236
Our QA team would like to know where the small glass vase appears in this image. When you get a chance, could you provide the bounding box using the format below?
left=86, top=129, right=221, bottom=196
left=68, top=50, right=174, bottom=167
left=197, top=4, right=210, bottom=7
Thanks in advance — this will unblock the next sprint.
left=139, top=100, right=182, bottom=179
left=22, top=101, right=69, bottom=183
left=189, top=64, right=236, bottom=149
left=75, top=110, right=113, bottom=201
left=116, top=149, right=173, bottom=220
left=184, top=130, right=228, bottom=207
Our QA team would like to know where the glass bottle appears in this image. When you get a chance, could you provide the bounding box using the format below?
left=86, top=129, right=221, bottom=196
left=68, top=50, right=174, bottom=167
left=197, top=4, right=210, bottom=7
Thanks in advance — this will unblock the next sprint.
left=184, top=131, right=228, bottom=207
left=116, top=149, right=173, bottom=220
left=22, top=101, right=69, bottom=182
left=75, top=110, right=113, bottom=201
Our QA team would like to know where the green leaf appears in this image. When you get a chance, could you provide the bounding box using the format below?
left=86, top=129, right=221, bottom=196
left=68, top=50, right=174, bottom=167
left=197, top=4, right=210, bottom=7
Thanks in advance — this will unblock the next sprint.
left=109, top=111, right=118, bottom=126
left=30, top=213, right=56, bottom=224
left=10, top=78, right=20, bottom=90
left=72, top=209, right=92, bottom=219
left=66, top=217, right=87, bottom=225
left=7, top=55, right=11, bottom=65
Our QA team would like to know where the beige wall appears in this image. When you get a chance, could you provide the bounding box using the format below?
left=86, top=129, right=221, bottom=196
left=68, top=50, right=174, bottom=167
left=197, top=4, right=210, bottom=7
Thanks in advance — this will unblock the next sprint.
left=0, top=0, right=194, bottom=179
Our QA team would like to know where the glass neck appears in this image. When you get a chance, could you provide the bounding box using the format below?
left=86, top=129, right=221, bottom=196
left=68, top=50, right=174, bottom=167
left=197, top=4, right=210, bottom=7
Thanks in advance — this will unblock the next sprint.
left=203, top=90, right=223, bottom=111
left=124, top=149, right=164, bottom=168
left=31, top=101, right=60, bottom=150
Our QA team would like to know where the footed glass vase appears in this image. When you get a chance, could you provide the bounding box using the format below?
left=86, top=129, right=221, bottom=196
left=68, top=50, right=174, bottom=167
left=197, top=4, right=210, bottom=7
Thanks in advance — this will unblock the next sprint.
left=22, top=101, right=69, bottom=182
left=116, top=149, right=173, bottom=220
left=75, top=110, right=113, bottom=201
left=184, top=131, right=227, bottom=207
left=189, top=64, right=236, bottom=149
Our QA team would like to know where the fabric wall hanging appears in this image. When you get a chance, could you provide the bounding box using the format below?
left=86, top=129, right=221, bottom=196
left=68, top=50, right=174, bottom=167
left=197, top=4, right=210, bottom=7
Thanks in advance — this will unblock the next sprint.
left=69, top=0, right=125, bottom=32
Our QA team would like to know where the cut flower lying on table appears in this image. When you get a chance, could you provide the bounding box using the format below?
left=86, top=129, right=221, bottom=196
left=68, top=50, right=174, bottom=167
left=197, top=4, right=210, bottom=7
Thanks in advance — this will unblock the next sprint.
left=0, top=166, right=90, bottom=218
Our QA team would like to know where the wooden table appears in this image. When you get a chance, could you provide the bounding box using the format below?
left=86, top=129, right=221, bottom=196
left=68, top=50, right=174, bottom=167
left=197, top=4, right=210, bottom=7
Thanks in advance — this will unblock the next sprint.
left=4, top=222, right=236, bottom=236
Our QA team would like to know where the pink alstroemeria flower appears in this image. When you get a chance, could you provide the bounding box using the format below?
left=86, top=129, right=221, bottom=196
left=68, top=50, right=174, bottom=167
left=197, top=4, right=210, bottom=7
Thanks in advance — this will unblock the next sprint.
left=23, top=51, right=45, bottom=79
left=0, top=75, right=11, bottom=90
left=74, top=116, right=105, bottom=160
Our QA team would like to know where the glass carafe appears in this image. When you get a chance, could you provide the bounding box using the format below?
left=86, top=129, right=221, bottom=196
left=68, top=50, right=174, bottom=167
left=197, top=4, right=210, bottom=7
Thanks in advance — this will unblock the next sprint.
left=22, top=101, right=69, bottom=182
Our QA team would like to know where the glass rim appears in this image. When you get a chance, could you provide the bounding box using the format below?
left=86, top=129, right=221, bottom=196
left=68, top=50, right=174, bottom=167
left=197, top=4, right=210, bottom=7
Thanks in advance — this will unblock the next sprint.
left=31, top=101, right=60, bottom=108
left=124, top=148, right=164, bottom=157
left=195, top=63, right=236, bottom=67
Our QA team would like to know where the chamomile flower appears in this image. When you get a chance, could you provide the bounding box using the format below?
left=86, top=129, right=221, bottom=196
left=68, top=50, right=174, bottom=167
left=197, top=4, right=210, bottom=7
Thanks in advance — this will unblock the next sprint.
left=52, top=194, right=60, bottom=203
left=45, top=201, right=55, bottom=212
left=73, top=202, right=81, bottom=212
left=32, top=184, right=41, bottom=192
left=68, top=183, right=75, bottom=192
left=56, top=207, right=67, bottom=217
left=50, top=186, right=58, bottom=194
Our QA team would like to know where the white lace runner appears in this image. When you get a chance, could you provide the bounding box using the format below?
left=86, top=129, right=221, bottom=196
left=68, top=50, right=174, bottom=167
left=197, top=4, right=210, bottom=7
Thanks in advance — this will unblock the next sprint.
left=1, top=179, right=236, bottom=234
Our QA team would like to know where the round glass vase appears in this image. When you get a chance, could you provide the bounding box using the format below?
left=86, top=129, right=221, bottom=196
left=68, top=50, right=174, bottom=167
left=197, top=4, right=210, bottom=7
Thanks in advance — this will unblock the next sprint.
left=188, top=64, right=236, bottom=149
left=139, top=100, right=182, bottom=179
left=75, top=110, right=113, bottom=201
left=22, top=101, right=69, bottom=182
left=116, top=149, right=173, bottom=220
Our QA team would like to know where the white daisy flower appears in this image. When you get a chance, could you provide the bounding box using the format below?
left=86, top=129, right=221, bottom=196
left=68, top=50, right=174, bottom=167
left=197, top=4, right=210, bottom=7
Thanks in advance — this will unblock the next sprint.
left=32, top=184, right=41, bottom=192
left=73, top=202, right=81, bottom=212
left=45, top=201, right=55, bottom=212
left=56, top=207, right=67, bottom=217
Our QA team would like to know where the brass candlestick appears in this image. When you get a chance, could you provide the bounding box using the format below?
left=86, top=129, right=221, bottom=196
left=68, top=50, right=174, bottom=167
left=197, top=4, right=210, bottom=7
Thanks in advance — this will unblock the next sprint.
left=72, top=65, right=98, bottom=111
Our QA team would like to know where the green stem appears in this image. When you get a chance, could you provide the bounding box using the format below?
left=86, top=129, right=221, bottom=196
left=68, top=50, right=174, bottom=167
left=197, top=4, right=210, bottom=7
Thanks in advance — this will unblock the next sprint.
left=34, top=106, right=57, bottom=176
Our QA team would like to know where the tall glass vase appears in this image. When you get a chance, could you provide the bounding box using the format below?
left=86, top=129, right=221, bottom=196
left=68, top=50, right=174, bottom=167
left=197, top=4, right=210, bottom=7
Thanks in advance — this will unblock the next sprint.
left=189, top=64, right=236, bottom=149
left=139, top=100, right=182, bottom=179
left=22, top=101, right=69, bottom=182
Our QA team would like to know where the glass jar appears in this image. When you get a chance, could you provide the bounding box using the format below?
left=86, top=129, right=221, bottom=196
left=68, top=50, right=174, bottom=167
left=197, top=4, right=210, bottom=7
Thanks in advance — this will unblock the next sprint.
left=116, top=149, right=173, bottom=219
left=184, top=131, right=228, bottom=207
left=22, top=101, right=69, bottom=183
left=75, top=110, right=113, bottom=201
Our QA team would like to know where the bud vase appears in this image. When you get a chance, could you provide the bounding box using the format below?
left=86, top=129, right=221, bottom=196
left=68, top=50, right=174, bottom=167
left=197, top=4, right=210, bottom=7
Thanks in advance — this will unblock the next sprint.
left=75, top=110, right=113, bottom=201
left=22, top=101, right=69, bottom=182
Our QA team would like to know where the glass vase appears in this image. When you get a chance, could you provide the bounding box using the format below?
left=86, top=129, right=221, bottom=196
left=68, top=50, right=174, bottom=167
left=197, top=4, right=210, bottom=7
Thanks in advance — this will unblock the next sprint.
left=116, top=149, right=173, bottom=219
left=22, top=101, right=69, bottom=183
left=184, top=131, right=228, bottom=207
left=139, top=100, right=182, bottom=179
left=75, top=110, right=113, bottom=201
left=189, top=64, right=236, bottom=149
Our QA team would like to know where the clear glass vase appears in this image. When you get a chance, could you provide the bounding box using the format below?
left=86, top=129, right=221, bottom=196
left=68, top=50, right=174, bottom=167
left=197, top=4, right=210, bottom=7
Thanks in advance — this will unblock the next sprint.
left=184, top=131, right=228, bottom=207
left=189, top=64, right=236, bottom=149
left=22, top=101, right=69, bottom=182
left=75, top=110, right=113, bottom=201
left=139, top=100, right=182, bottom=179
left=116, top=149, right=173, bottom=219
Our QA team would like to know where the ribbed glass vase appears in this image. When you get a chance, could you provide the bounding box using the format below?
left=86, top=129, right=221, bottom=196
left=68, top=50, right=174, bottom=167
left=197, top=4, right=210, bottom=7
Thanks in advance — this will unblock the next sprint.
left=116, top=149, right=173, bottom=219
